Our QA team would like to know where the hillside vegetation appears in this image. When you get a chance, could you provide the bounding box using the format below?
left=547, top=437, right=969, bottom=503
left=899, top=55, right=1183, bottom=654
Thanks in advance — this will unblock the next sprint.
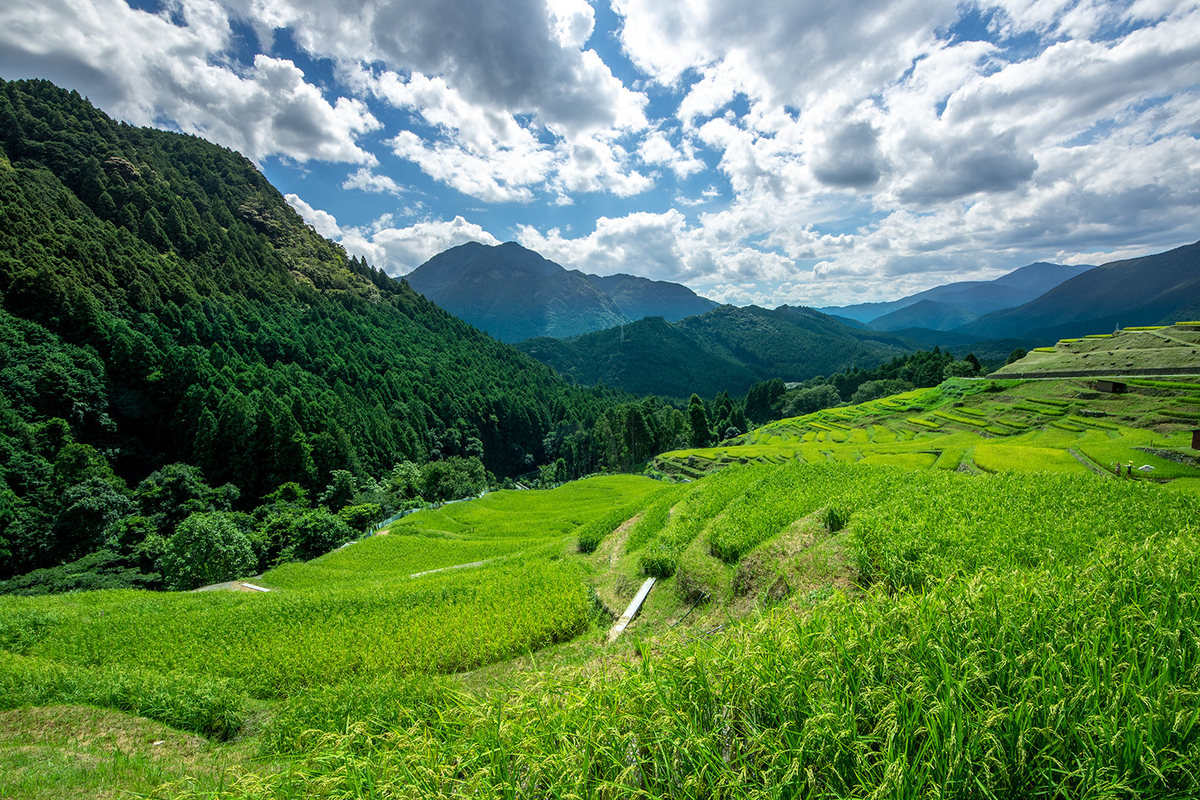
left=519, top=303, right=914, bottom=397
left=0, top=79, right=688, bottom=589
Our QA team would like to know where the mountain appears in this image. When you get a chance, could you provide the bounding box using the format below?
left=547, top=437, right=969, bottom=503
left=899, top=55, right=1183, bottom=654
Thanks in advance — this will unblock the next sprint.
left=405, top=241, right=716, bottom=342
left=958, top=241, right=1200, bottom=340
left=517, top=305, right=913, bottom=397
left=0, top=78, right=630, bottom=581
left=822, top=262, right=1096, bottom=324
left=583, top=272, right=718, bottom=322
left=869, top=299, right=979, bottom=332
left=404, top=242, right=626, bottom=342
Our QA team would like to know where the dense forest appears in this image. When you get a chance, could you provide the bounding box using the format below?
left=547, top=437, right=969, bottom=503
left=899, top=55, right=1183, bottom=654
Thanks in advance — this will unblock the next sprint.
left=0, top=79, right=696, bottom=590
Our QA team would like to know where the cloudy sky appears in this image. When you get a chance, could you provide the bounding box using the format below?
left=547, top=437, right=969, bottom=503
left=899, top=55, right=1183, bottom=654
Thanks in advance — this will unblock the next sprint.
left=2, top=0, right=1197, bottom=306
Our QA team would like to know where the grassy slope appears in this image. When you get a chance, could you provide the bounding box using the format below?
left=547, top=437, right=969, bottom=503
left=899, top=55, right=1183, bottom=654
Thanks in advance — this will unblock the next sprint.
left=989, top=324, right=1200, bottom=376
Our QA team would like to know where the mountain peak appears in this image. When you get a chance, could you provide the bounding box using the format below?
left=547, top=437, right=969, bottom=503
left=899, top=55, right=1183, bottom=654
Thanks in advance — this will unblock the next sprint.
left=406, top=242, right=716, bottom=342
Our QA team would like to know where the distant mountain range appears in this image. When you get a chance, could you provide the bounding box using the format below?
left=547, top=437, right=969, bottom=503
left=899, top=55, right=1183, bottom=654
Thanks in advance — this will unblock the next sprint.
left=405, top=242, right=717, bottom=342
left=820, top=262, right=1096, bottom=330
left=517, top=305, right=913, bottom=397
left=959, top=241, right=1200, bottom=340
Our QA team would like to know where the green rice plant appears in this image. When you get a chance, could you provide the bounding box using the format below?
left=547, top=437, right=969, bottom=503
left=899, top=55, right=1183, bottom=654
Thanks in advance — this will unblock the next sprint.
left=932, top=448, right=963, bottom=469
left=1162, top=408, right=1200, bottom=420
left=1068, top=414, right=1118, bottom=430
left=932, top=411, right=991, bottom=427
left=638, top=466, right=775, bottom=578
left=859, top=452, right=938, bottom=469
left=1123, top=325, right=1167, bottom=331
left=972, top=444, right=1086, bottom=474
left=954, top=406, right=986, bottom=417
left=623, top=484, right=689, bottom=554
left=1025, top=396, right=1072, bottom=407
left=1177, top=396, right=1200, bottom=405
left=1050, top=420, right=1086, bottom=432
left=0, top=650, right=245, bottom=738
left=1085, top=333, right=1113, bottom=338
left=1032, top=346, right=1057, bottom=352
left=197, top=517, right=1200, bottom=800
left=1013, top=403, right=1067, bottom=416
left=906, top=417, right=940, bottom=429
left=705, top=463, right=910, bottom=563
left=1127, top=379, right=1200, bottom=391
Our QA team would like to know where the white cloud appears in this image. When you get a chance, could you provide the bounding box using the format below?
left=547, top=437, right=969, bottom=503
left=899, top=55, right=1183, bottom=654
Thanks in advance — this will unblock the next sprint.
left=285, top=193, right=343, bottom=238
left=342, top=216, right=501, bottom=276
left=242, top=0, right=647, bottom=134
left=0, top=0, right=379, bottom=164
left=342, top=168, right=406, bottom=196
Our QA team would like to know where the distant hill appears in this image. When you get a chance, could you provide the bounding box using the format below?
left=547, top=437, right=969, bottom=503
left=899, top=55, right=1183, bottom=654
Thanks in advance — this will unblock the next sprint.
left=870, top=299, right=979, bottom=332
left=822, top=262, right=1095, bottom=325
left=517, top=305, right=913, bottom=397
left=583, top=272, right=717, bottom=322
left=959, top=242, right=1200, bottom=340
left=405, top=242, right=716, bottom=342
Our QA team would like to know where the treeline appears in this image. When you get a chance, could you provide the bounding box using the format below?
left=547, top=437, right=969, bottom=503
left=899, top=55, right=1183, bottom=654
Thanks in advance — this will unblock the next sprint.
left=0, top=79, right=670, bottom=590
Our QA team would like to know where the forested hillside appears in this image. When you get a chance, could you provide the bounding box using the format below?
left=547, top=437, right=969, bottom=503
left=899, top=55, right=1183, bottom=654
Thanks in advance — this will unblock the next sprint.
left=518, top=304, right=914, bottom=397
left=0, top=79, right=653, bottom=585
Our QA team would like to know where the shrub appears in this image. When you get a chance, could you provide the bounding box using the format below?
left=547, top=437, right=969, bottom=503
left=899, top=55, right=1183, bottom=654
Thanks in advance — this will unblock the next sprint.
left=281, top=510, right=353, bottom=563
left=159, top=512, right=256, bottom=590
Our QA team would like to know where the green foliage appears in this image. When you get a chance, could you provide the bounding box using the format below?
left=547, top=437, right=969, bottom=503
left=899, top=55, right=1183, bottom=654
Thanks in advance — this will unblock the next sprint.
left=418, top=456, right=488, bottom=503
left=686, top=393, right=711, bottom=447
left=280, top=509, right=352, bottom=563
left=848, top=379, right=912, bottom=405
left=0, top=77, right=643, bottom=587
left=160, top=512, right=256, bottom=590
left=337, top=503, right=383, bottom=533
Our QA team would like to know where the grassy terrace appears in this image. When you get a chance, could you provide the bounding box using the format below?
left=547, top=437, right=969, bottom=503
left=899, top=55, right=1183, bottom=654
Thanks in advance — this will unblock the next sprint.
left=658, top=375, right=1200, bottom=485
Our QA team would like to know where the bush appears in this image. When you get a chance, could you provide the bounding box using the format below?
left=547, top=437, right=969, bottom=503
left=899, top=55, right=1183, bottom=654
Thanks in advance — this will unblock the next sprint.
left=281, top=510, right=353, bottom=562
left=338, top=503, right=384, bottom=533
left=419, top=456, right=488, bottom=503
left=159, top=512, right=256, bottom=590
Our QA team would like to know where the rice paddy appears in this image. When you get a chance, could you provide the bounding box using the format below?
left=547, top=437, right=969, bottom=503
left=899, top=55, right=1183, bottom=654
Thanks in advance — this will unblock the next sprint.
left=4, top=370, right=1200, bottom=798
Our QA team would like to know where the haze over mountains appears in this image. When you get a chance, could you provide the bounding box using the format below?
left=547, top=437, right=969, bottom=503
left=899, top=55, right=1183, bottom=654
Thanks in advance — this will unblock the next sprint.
left=405, top=242, right=717, bottom=342
left=820, top=262, right=1096, bottom=331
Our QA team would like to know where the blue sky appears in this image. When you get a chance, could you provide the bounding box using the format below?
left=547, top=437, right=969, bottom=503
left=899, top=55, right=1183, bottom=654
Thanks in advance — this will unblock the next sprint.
left=1, top=0, right=1198, bottom=307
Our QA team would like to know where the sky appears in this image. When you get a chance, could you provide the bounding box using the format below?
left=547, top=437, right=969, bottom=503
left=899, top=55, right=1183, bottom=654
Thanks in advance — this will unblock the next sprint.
left=1, top=0, right=1197, bottom=308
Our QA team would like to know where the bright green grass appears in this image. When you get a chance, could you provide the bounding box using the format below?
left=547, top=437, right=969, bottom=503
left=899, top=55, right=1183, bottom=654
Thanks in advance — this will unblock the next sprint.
left=180, top=465, right=1200, bottom=800
left=972, top=444, right=1087, bottom=474
left=859, top=452, right=938, bottom=469
left=0, top=477, right=667, bottom=713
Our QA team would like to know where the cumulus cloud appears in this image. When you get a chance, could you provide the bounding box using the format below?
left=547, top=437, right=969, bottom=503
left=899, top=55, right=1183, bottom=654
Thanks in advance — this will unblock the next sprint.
left=242, top=0, right=646, bottom=134
left=285, top=193, right=343, bottom=238
left=342, top=168, right=406, bottom=196
left=344, top=216, right=501, bottom=275
left=0, top=0, right=378, bottom=164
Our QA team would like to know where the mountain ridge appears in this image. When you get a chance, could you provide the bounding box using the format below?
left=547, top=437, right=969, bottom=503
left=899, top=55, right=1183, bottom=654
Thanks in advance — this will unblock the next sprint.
left=405, top=241, right=717, bottom=342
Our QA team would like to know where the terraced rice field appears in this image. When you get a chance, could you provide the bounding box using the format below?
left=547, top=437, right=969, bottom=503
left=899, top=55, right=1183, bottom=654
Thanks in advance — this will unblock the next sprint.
left=658, top=377, right=1200, bottom=487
